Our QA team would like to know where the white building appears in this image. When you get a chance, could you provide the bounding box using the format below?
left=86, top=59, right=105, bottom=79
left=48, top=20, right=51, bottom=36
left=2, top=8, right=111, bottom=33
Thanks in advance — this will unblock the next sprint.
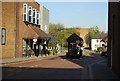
left=91, top=33, right=107, bottom=50
left=40, top=6, right=49, bottom=34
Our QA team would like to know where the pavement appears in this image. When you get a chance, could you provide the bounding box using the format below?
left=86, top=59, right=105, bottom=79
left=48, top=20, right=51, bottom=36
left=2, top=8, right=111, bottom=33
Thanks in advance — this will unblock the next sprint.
left=1, top=49, right=119, bottom=80
left=0, top=50, right=66, bottom=65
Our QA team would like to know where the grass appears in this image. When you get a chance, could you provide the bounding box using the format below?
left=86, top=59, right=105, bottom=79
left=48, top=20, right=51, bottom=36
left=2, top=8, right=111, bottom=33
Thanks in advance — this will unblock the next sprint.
left=60, top=47, right=68, bottom=50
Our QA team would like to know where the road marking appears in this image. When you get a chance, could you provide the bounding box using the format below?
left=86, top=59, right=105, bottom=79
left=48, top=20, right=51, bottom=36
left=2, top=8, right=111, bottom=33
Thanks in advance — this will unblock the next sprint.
left=88, top=64, right=93, bottom=79
left=88, top=60, right=106, bottom=80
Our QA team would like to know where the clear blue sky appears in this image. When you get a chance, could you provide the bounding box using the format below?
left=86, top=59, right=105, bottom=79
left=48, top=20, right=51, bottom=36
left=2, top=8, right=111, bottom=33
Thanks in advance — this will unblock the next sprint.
left=38, top=2, right=108, bottom=32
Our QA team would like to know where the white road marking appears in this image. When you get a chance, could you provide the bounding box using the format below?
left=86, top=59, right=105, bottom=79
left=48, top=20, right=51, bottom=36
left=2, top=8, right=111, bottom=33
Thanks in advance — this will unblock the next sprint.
left=88, top=60, right=106, bottom=79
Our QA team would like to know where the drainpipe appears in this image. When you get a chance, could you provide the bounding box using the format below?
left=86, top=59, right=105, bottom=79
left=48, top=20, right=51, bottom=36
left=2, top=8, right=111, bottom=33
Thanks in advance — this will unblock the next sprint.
left=15, top=2, right=20, bottom=58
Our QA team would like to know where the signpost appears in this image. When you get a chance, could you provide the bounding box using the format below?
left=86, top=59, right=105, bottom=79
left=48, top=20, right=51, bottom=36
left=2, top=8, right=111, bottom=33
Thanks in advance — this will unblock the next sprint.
left=33, top=38, right=37, bottom=44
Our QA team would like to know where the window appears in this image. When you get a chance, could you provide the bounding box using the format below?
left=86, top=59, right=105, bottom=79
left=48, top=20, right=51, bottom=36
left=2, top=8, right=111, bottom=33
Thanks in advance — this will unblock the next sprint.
left=1, top=28, right=6, bottom=45
left=96, top=40, right=98, bottom=43
left=36, top=11, right=40, bottom=25
left=24, top=6, right=26, bottom=13
left=23, top=4, right=40, bottom=25
left=28, top=6, right=33, bottom=23
left=23, top=4, right=29, bottom=22
left=33, top=8, right=37, bottom=24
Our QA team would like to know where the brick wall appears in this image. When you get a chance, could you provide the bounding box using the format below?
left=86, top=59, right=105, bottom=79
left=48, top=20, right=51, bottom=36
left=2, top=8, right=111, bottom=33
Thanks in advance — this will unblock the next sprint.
left=0, top=1, right=2, bottom=58
left=1, top=1, right=41, bottom=58
left=2, top=2, right=17, bottom=58
left=75, top=28, right=89, bottom=47
left=16, top=1, right=40, bottom=57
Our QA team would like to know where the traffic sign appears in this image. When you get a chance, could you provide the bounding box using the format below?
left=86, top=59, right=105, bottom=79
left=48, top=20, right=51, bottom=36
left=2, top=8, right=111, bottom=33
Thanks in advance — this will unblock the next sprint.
left=33, top=38, right=37, bottom=43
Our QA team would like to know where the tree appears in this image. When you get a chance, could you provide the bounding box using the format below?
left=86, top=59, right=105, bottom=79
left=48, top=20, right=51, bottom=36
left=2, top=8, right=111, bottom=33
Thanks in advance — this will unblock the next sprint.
left=49, top=23, right=65, bottom=45
left=49, top=23, right=80, bottom=46
left=85, top=26, right=100, bottom=48
left=88, top=26, right=100, bottom=39
left=49, top=23, right=57, bottom=34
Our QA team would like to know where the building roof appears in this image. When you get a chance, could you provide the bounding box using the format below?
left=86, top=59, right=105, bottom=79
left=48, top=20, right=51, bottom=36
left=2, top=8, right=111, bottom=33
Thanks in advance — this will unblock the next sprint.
left=23, top=26, right=50, bottom=39
left=102, top=36, right=108, bottom=42
left=66, top=33, right=83, bottom=43
left=31, top=27, right=50, bottom=39
left=23, top=26, right=39, bottom=39
left=92, top=33, right=108, bottom=39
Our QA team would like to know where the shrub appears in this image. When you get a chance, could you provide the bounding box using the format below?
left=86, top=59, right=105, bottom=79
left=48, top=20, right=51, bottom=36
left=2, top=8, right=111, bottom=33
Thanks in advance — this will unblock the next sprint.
left=97, top=47, right=103, bottom=52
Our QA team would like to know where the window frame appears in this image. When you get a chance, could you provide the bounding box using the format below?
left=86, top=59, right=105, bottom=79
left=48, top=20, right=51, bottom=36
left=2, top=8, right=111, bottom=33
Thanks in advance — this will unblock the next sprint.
left=36, top=11, right=40, bottom=25
left=23, top=4, right=29, bottom=22
left=1, top=28, right=6, bottom=45
left=28, top=6, right=33, bottom=23
left=33, top=8, right=37, bottom=24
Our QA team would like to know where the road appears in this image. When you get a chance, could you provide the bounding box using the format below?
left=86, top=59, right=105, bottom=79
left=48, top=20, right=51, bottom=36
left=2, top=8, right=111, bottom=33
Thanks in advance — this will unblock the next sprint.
left=1, top=50, right=118, bottom=79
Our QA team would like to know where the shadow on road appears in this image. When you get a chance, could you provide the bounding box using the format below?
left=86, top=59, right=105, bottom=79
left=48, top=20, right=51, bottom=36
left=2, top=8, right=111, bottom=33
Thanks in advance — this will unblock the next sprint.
left=2, top=50, right=118, bottom=80
left=2, top=66, right=84, bottom=79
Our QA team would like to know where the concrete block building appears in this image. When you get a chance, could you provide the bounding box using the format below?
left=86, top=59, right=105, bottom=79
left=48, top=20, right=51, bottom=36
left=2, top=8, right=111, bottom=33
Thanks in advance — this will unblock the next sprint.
left=40, top=6, right=49, bottom=34
left=1, top=0, right=50, bottom=58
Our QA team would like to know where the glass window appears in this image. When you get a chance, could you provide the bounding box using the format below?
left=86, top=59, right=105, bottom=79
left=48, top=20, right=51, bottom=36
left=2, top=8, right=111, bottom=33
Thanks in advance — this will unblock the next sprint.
left=29, top=10, right=31, bottom=15
left=28, top=6, right=33, bottom=23
left=37, top=12, right=39, bottom=18
left=33, top=10, right=35, bottom=17
left=96, top=40, right=98, bottom=43
left=29, top=16, right=31, bottom=22
left=33, top=9, right=36, bottom=24
left=24, top=5, right=26, bottom=13
left=33, top=18, right=35, bottom=23
left=36, top=11, right=40, bottom=25
left=1, top=28, right=6, bottom=45
left=23, top=4, right=29, bottom=22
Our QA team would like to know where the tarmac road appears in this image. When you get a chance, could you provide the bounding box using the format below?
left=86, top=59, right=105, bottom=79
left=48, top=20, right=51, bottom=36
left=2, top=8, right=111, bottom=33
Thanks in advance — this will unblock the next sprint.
left=1, top=50, right=119, bottom=80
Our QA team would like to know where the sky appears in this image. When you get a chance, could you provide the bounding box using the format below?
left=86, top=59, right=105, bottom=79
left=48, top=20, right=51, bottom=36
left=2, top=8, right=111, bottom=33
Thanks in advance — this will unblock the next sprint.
left=37, top=1, right=108, bottom=32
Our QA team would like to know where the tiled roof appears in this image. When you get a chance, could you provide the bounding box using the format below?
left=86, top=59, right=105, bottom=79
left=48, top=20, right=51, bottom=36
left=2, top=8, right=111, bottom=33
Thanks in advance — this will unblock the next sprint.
left=23, top=26, right=39, bottom=39
left=66, top=33, right=83, bottom=43
left=92, top=33, right=108, bottom=39
left=31, top=27, right=50, bottom=38
left=23, top=26, right=50, bottom=39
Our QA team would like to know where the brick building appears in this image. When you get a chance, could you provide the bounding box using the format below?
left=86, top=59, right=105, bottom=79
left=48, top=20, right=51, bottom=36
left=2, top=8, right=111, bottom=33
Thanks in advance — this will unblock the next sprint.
left=75, top=28, right=89, bottom=47
left=108, top=1, right=120, bottom=77
left=0, top=1, right=2, bottom=58
left=1, top=0, right=50, bottom=58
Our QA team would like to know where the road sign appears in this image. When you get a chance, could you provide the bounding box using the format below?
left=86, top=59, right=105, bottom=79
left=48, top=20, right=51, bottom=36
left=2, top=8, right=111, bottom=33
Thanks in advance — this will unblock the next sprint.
left=33, top=38, right=37, bottom=44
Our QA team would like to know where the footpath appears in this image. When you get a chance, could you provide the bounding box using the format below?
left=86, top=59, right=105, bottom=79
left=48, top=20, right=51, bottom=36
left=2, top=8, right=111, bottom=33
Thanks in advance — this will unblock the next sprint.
left=0, top=50, right=66, bottom=65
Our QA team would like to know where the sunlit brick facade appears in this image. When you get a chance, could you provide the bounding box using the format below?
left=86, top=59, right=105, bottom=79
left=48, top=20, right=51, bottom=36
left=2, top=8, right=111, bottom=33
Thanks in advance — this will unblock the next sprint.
left=1, top=1, right=50, bottom=58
